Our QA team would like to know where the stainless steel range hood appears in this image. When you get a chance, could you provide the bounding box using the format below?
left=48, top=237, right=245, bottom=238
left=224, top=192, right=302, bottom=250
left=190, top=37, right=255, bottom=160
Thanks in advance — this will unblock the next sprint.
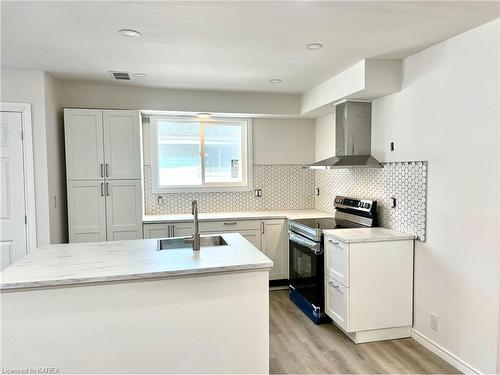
left=309, top=101, right=382, bottom=169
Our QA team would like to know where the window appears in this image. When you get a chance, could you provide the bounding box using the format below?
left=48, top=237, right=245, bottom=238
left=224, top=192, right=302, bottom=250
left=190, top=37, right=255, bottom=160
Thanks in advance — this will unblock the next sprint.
left=150, top=116, right=252, bottom=192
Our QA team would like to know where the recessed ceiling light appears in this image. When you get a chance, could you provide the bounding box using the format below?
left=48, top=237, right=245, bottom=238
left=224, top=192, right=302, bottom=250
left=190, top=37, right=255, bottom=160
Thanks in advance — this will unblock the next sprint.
left=305, top=43, right=323, bottom=50
left=132, top=73, right=147, bottom=77
left=197, top=112, right=212, bottom=119
left=118, top=29, right=141, bottom=38
left=269, top=79, right=282, bottom=84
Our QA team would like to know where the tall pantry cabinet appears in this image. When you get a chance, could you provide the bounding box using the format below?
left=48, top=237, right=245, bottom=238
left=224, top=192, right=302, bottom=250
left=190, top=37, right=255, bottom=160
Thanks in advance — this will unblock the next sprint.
left=64, top=109, right=142, bottom=243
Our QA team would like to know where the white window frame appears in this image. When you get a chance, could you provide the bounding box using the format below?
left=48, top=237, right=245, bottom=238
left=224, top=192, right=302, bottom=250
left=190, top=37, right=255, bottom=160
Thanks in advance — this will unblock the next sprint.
left=150, top=116, right=253, bottom=193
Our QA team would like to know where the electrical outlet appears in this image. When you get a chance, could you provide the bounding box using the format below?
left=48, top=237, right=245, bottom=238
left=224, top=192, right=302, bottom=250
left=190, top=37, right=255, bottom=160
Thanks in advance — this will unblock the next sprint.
left=431, top=314, right=439, bottom=331
left=315, top=188, right=320, bottom=196
left=390, top=142, right=395, bottom=151
left=390, top=197, right=397, bottom=208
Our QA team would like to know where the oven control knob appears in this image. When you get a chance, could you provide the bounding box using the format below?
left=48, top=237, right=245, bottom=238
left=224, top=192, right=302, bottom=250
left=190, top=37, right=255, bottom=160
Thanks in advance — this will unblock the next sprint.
left=365, top=203, right=370, bottom=209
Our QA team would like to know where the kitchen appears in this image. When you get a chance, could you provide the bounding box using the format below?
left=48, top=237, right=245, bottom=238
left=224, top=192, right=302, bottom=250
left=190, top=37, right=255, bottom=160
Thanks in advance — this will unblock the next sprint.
left=1, top=2, right=499, bottom=375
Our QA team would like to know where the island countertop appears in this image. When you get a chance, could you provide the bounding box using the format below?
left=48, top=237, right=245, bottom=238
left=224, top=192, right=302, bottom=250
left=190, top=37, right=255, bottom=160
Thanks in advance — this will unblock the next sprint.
left=0, top=233, right=273, bottom=291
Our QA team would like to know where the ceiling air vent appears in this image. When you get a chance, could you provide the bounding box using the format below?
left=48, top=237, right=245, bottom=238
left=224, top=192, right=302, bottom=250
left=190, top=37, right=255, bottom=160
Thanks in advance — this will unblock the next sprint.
left=109, top=71, right=131, bottom=80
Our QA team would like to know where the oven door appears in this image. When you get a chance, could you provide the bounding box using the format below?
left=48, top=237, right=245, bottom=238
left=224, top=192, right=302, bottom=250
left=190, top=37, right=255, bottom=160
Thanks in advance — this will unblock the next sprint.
left=288, top=231, right=324, bottom=310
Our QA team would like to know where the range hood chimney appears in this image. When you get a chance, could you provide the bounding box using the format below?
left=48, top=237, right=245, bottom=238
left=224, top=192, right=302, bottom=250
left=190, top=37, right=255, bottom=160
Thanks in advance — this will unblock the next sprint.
left=309, top=100, right=381, bottom=169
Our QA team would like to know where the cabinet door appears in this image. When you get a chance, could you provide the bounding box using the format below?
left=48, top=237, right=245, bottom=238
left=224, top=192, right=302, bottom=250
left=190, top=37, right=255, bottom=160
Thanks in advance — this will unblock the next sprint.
left=325, top=236, right=349, bottom=286
left=326, top=275, right=350, bottom=332
left=64, top=109, right=104, bottom=180
left=261, top=219, right=288, bottom=280
left=171, top=222, right=193, bottom=237
left=67, top=180, right=106, bottom=243
left=239, top=229, right=261, bottom=249
left=201, top=229, right=261, bottom=249
left=105, top=180, right=142, bottom=241
left=143, top=224, right=170, bottom=239
left=103, top=110, right=141, bottom=180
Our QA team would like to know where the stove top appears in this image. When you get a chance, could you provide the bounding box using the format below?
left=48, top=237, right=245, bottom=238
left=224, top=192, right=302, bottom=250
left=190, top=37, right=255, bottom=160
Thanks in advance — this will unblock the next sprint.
left=289, top=196, right=378, bottom=242
left=292, top=217, right=365, bottom=230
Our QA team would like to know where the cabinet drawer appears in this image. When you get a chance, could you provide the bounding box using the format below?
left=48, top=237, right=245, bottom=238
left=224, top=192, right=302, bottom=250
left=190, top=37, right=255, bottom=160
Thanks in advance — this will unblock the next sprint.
left=325, top=276, right=349, bottom=332
left=325, top=236, right=349, bottom=286
left=200, top=220, right=260, bottom=232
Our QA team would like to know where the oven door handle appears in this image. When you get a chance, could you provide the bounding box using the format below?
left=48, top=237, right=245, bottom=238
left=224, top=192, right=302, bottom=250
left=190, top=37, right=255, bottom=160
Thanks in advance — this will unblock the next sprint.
left=288, top=231, right=321, bottom=254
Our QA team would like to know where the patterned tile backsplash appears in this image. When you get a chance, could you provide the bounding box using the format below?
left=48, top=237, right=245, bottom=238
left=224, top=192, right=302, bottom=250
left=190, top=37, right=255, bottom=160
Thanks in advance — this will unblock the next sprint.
left=315, top=161, right=428, bottom=240
left=144, top=161, right=428, bottom=241
left=144, top=164, right=315, bottom=214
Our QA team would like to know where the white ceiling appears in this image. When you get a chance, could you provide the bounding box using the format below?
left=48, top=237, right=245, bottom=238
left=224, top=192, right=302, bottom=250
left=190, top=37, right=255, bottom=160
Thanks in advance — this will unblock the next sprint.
left=2, top=1, right=499, bottom=93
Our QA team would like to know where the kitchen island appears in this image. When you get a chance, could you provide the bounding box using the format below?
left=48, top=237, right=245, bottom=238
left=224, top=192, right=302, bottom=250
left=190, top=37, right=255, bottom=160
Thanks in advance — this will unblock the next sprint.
left=1, top=233, right=273, bottom=374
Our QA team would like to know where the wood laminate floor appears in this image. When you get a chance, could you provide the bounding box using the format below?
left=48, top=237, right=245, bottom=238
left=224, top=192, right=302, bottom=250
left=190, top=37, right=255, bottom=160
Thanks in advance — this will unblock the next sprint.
left=269, top=290, right=460, bottom=374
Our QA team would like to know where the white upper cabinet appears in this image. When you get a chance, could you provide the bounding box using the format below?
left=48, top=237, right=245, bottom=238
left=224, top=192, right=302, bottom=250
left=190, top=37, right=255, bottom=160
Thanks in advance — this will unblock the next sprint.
left=64, top=109, right=141, bottom=181
left=103, top=110, right=141, bottom=179
left=64, top=109, right=104, bottom=180
left=105, top=180, right=142, bottom=241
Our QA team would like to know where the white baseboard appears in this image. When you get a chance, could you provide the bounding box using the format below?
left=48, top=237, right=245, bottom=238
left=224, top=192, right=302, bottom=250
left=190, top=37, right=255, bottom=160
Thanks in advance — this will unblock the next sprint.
left=411, top=329, right=481, bottom=374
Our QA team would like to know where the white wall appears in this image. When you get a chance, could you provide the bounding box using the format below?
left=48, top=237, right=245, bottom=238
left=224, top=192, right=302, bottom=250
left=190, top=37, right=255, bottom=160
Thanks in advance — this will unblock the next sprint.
left=371, top=19, right=500, bottom=373
left=314, top=113, right=335, bottom=162
left=60, top=81, right=301, bottom=116
left=0, top=69, right=51, bottom=246
left=252, top=118, right=315, bottom=164
left=143, top=117, right=316, bottom=167
left=44, top=73, right=67, bottom=243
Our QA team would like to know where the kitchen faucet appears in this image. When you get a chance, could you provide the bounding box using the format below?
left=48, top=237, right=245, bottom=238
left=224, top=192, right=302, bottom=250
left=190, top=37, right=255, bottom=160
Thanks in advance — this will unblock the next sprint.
left=186, top=200, right=201, bottom=251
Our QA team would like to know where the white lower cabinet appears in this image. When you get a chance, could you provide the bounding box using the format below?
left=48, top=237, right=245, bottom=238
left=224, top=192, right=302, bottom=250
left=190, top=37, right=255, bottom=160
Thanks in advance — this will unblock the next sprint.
left=143, top=223, right=170, bottom=239
left=324, top=234, right=414, bottom=343
left=142, top=218, right=288, bottom=281
left=325, top=276, right=349, bottom=331
left=105, top=180, right=142, bottom=241
left=67, top=181, right=107, bottom=243
left=67, top=180, right=142, bottom=243
left=260, top=219, right=288, bottom=281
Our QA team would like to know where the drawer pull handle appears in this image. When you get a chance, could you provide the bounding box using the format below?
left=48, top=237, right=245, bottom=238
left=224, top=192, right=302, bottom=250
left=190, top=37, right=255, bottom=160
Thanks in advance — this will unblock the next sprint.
left=223, top=222, right=237, bottom=225
left=328, top=281, right=340, bottom=289
left=328, top=239, right=340, bottom=246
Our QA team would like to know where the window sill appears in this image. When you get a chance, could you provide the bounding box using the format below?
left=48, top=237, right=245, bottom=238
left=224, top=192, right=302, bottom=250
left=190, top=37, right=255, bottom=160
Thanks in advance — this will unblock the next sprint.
left=152, top=186, right=254, bottom=194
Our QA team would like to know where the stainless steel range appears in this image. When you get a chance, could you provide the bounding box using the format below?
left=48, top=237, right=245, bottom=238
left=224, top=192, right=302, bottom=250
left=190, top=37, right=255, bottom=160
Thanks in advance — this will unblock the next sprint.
left=288, top=196, right=377, bottom=324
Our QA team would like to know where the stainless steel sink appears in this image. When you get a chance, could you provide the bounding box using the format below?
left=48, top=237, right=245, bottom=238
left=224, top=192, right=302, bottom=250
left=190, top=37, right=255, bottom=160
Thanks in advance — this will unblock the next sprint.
left=157, top=235, right=228, bottom=251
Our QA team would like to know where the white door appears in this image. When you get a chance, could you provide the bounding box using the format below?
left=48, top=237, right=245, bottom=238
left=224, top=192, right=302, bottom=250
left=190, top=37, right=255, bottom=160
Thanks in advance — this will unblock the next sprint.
left=103, top=110, right=141, bottom=180
left=105, top=180, right=142, bottom=241
left=261, top=219, right=288, bottom=280
left=64, top=109, right=104, bottom=180
left=0, top=112, right=27, bottom=268
left=67, top=180, right=106, bottom=243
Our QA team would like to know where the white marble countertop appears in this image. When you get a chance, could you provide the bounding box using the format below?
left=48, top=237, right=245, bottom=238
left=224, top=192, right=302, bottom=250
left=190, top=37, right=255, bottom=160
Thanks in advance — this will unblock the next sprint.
left=323, top=228, right=415, bottom=243
left=0, top=233, right=273, bottom=291
left=143, top=209, right=334, bottom=223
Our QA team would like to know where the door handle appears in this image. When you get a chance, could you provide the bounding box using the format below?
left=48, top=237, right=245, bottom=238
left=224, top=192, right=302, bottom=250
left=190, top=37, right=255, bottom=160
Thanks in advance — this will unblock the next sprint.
left=328, top=281, right=340, bottom=289
left=105, top=164, right=109, bottom=177
left=105, top=183, right=109, bottom=196
left=171, top=225, right=175, bottom=237
left=100, top=183, right=104, bottom=196
left=100, top=164, right=104, bottom=178
left=261, top=221, right=265, bottom=234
